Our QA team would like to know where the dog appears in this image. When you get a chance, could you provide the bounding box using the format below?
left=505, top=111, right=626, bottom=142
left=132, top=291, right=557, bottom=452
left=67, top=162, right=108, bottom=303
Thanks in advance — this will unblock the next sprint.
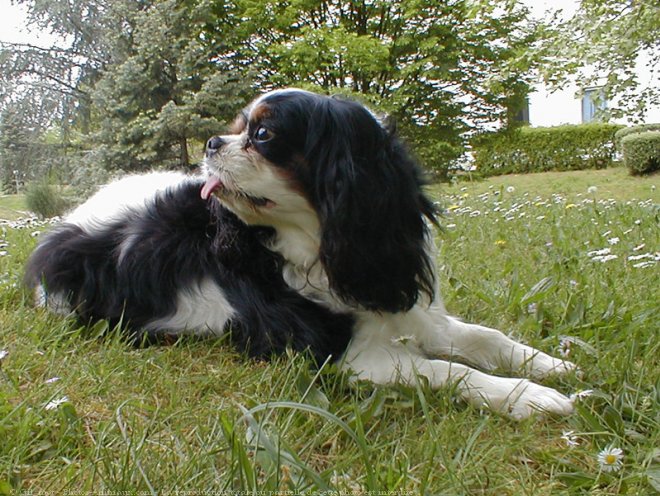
left=25, top=89, right=576, bottom=420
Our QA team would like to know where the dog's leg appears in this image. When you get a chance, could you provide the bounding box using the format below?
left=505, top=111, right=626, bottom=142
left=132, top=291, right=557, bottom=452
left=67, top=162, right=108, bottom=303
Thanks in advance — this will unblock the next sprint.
left=419, top=311, right=576, bottom=379
left=343, top=347, right=574, bottom=420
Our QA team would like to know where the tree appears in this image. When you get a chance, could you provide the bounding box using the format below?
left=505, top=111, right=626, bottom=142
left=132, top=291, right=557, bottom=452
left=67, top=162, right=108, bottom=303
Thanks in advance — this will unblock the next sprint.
left=224, top=0, right=538, bottom=176
left=1, top=0, right=253, bottom=177
left=89, top=0, right=252, bottom=171
left=537, top=0, right=660, bottom=121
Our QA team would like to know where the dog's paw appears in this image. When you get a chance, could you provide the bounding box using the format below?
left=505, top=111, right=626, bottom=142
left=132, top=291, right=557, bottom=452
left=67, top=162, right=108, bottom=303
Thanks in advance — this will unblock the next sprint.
left=480, top=378, right=575, bottom=421
left=525, top=351, right=578, bottom=380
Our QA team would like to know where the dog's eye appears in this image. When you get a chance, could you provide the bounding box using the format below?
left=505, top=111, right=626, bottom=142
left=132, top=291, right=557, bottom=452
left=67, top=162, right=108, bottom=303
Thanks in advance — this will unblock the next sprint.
left=253, top=126, right=274, bottom=142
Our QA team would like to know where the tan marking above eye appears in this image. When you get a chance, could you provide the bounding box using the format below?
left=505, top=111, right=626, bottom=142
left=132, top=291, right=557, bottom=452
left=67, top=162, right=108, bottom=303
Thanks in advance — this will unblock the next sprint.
left=250, top=103, right=271, bottom=123
left=228, top=113, right=248, bottom=135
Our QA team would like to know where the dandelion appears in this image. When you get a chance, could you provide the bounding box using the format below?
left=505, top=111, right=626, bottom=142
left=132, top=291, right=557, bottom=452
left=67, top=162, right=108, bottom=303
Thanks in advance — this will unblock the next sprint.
left=597, top=446, right=624, bottom=473
left=45, top=396, right=69, bottom=411
left=561, top=430, right=579, bottom=448
left=565, top=203, right=577, bottom=209
left=495, top=239, right=506, bottom=248
left=587, top=186, right=598, bottom=194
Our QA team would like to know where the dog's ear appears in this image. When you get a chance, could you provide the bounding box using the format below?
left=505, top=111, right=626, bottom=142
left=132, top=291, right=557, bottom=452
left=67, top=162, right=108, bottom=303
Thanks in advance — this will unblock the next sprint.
left=305, top=98, right=437, bottom=313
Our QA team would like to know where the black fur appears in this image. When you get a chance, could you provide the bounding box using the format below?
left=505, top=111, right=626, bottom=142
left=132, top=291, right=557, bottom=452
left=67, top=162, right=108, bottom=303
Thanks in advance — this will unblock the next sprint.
left=25, top=180, right=354, bottom=364
left=252, top=91, right=438, bottom=313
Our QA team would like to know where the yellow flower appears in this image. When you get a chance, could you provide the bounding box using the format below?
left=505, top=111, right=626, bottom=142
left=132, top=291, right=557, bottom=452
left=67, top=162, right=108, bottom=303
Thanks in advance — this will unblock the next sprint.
left=495, top=240, right=506, bottom=248
left=565, top=203, right=577, bottom=209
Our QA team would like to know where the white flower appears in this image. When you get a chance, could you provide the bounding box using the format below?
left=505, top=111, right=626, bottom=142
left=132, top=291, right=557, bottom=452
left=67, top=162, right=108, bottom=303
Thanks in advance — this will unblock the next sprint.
left=587, top=247, right=611, bottom=257
left=592, top=254, right=618, bottom=263
left=527, top=303, right=538, bottom=314
left=44, top=377, right=61, bottom=384
left=44, top=396, right=69, bottom=411
left=558, top=338, right=571, bottom=358
left=569, top=389, right=593, bottom=401
left=506, top=186, right=515, bottom=193
left=0, top=349, right=8, bottom=361
left=607, top=237, right=620, bottom=245
left=391, top=334, right=416, bottom=346
left=633, top=243, right=646, bottom=251
left=628, top=253, right=653, bottom=261
left=561, top=430, right=579, bottom=447
left=587, top=186, right=598, bottom=194
left=597, top=446, right=624, bottom=473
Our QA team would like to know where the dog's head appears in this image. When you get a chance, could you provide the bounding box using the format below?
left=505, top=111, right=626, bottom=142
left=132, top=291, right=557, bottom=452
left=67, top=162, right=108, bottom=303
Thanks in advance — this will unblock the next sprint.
left=202, top=89, right=437, bottom=313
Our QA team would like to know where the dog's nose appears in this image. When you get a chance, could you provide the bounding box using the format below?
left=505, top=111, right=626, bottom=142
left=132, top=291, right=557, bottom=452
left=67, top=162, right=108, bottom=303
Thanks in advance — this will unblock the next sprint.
left=206, top=136, right=226, bottom=156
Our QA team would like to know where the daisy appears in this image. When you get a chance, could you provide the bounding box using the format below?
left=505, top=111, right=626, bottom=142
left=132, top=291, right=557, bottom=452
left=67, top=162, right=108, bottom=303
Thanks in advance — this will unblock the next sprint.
left=569, top=389, right=593, bottom=401
left=45, top=396, right=69, bottom=411
left=597, top=446, right=624, bottom=473
left=587, top=186, right=598, bottom=194
left=561, top=430, right=579, bottom=448
left=0, top=349, right=8, bottom=361
left=506, top=186, right=515, bottom=193
left=558, top=337, right=571, bottom=358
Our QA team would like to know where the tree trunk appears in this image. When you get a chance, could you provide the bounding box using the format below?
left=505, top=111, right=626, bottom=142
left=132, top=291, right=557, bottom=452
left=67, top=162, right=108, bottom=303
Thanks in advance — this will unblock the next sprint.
left=179, top=137, right=189, bottom=170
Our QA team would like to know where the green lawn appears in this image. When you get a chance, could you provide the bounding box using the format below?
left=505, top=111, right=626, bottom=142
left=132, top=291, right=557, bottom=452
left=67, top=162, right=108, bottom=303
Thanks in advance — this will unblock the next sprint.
left=0, top=168, right=658, bottom=493
left=0, top=195, right=28, bottom=222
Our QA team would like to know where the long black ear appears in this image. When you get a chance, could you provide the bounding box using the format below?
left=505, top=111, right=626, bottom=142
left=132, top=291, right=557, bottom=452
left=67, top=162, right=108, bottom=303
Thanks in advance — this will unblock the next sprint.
left=305, top=97, right=438, bottom=313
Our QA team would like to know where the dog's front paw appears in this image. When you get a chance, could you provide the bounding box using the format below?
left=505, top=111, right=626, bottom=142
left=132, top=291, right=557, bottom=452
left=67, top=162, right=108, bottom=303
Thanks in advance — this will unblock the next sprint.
left=480, top=378, right=575, bottom=421
left=525, top=351, right=577, bottom=380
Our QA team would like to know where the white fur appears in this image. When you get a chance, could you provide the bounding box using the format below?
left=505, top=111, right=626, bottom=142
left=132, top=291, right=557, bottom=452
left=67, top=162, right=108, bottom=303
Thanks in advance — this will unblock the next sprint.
left=35, top=284, right=72, bottom=316
left=66, top=171, right=190, bottom=232
left=145, top=278, right=234, bottom=336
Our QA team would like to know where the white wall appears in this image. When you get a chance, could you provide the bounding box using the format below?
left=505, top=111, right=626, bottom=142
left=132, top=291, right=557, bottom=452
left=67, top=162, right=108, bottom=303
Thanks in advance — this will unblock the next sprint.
left=523, top=0, right=660, bottom=127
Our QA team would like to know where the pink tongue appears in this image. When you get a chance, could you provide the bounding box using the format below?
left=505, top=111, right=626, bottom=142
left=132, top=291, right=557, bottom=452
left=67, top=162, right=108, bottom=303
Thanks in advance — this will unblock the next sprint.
left=201, top=176, right=223, bottom=200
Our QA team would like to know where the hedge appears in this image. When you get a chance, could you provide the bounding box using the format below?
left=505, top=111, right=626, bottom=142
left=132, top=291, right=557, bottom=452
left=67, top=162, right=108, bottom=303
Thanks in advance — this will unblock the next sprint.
left=621, top=131, right=660, bottom=175
left=473, top=123, right=623, bottom=177
left=615, top=123, right=660, bottom=149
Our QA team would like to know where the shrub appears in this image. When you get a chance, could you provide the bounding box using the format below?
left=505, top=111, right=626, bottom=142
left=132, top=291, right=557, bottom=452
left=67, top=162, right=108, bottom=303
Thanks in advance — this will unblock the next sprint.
left=621, top=131, right=660, bottom=175
left=473, top=123, right=623, bottom=177
left=614, top=123, right=660, bottom=149
left=25, top=179, right=70, bottom=218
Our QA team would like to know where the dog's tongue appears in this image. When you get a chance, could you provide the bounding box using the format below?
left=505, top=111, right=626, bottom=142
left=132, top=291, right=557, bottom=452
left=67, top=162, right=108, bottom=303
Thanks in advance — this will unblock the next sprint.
left=201, top=175, right=223, bottom=200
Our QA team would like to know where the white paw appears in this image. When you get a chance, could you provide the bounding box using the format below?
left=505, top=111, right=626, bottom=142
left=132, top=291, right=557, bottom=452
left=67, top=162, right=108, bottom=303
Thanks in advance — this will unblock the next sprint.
left=524, top=350, right=578, bottom=380
left=481, top=378, right=575, bottom=421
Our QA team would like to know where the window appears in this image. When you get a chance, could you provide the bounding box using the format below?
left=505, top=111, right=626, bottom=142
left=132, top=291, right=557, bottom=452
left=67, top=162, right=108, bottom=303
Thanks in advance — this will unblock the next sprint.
left=582, top=87, right=608, bottom=123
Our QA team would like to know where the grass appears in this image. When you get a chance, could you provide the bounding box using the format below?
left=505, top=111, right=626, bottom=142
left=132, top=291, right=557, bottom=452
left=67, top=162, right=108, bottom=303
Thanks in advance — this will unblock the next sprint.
left=0, top=195, right=28, bottom=221
left=1, top=167, right=658, bottom=493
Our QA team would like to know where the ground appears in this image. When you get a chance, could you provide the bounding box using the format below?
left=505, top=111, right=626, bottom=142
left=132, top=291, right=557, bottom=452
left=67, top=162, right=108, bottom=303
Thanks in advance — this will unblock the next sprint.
left=0, top=166, right=658, bottom=493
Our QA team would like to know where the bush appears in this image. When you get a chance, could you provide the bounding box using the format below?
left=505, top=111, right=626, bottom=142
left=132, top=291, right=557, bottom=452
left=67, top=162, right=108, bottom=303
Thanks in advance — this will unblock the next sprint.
left=25, top=180, right=70, bottom=218
left=473, top=123, right=623, bottom=177
left=614, top=123, right=660, bottom=149
left=621, top=131, right=660, bottom=175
